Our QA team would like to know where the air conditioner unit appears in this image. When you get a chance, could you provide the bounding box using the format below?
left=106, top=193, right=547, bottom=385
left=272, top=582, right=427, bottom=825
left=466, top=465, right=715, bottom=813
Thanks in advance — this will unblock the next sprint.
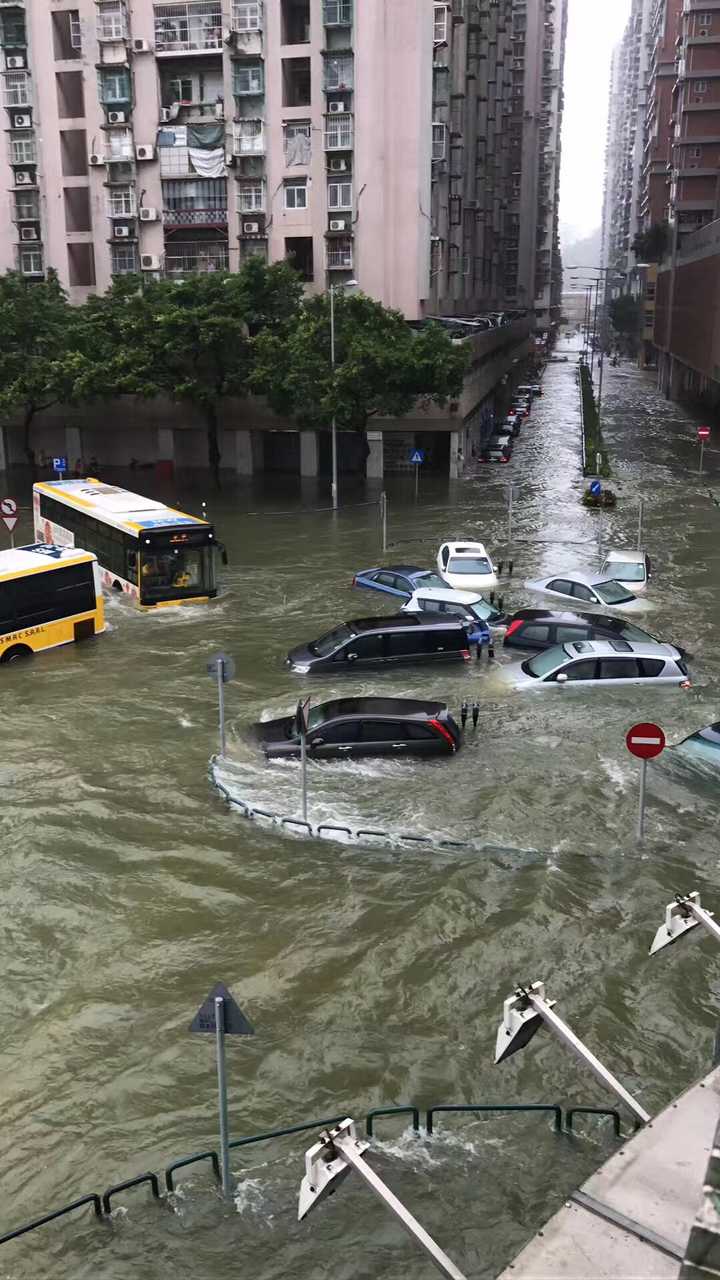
left=135, top=144, right=155, bottom=160
left=89, top=153, right=105, bottom=166
left=329, top=101, right=346, bottom=114
left=19, top=226, right=38, bottom=241
left=329, top=219, right=345, bottom=231
left=114, top=225, right=131, bottom=238
left=160, top=107, right=173, bottom=123
left=139, top=206, right=158, bottom=221
left=133, top=39, right=151, bottom=53
left=328, top=158, right=348, bottom=172
left=13, top=113, right=31, bottom=129
left=215, top=101, right=224, bottom=120
left=15, top=171, right=33, bottom=185
left=108, top=110, right=126, bottom=125
left=243, top=221, right=260, bottom=234
left=225, top=152, right=236, bottom=166
left=141, top=253, right=160, bottom=270
left=6, top=55, right=25, bottom=70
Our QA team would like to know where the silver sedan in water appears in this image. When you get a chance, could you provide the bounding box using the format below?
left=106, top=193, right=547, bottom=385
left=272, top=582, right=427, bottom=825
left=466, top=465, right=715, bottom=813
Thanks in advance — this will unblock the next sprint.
left=504, top=639, right=691, bottom=691
left=524, top=571, right=645, bottom=612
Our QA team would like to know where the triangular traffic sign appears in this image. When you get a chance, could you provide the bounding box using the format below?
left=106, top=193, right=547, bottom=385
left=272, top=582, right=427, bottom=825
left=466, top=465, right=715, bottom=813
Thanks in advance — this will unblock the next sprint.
left=2, top=516, right=18, bottom=532
left=410, top=449, right=424, bottom=464
left=189, top=981, right=255, bottom=1036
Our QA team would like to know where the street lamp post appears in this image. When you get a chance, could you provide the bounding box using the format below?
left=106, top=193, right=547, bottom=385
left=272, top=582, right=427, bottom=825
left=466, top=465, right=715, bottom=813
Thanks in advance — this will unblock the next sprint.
left=329, top=279, right=358, bottom=511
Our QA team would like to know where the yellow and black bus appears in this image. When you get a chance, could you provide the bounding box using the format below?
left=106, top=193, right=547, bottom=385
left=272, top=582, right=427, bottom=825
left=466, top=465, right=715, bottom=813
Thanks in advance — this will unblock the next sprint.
left=0, top=543, right=105, bottom=664
left=34, top=478, right=223, bottom=608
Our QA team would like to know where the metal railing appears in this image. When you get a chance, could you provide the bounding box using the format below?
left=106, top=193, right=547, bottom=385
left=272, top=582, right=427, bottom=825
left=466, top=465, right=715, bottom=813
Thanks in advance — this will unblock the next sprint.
left=0, top=1102, right=625, bottom=1247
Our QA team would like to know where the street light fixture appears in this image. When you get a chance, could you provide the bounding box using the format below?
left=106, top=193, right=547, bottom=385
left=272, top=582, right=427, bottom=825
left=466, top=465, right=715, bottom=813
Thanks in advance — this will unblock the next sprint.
left=329, top=278, right=359, bottom=511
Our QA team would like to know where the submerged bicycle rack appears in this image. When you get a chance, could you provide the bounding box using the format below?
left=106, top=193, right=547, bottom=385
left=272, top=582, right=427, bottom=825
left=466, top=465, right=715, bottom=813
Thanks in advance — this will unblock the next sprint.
left=0, top=1101, right=628, bottom=1247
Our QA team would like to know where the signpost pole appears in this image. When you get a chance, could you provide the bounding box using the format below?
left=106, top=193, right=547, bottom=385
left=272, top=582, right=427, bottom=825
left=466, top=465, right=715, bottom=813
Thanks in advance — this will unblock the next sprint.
left=637, top=498, right=644, bottom=550
left=216, top=657, right=226, bottom=758
left=381, top=491, right=388, bottom=555
left=414, top=463, right=419, bottom=502
left=300, top=721, right=308, bottom=823
left=214, top=996, right=232, bottom=1200
left=507, top=484, right=513, bottom=557
left=637, top=758, right=648, bottom=842
left=699, top=438, right=705, bottom=476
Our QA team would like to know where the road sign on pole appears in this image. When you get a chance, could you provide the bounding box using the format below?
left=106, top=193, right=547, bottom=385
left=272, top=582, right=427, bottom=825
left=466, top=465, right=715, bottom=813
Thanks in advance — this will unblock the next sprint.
left=207, top=652, right=235, bottom=757
left=626, top=722, right=665, bottom=842
left=296, top=697, right=311, bottom=821
left=409, top=448, right=425, bottom=501
left=698, top=426, right=710, bottom=476
left=52, top=456, right=68, bottom=479
left=190, top=981, right=255, bottom=1201
left=1, top=497, right=17, bottom=545
left=589, top=480, right=602, bottom=497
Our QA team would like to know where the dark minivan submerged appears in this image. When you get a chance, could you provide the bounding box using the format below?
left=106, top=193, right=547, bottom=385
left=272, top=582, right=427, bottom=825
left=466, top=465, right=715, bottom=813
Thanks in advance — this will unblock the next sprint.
left=253, top=697, right=462, bottom=760
left=286, top=614, right=471, bottom=673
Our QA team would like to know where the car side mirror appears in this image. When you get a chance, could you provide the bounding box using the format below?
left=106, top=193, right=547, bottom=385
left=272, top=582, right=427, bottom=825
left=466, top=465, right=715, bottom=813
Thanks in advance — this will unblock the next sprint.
left=346, top=652, right=358, bottom=662
left=555, top=672, right=568, bottom=685
left=310, top=736, right=324, bottom=747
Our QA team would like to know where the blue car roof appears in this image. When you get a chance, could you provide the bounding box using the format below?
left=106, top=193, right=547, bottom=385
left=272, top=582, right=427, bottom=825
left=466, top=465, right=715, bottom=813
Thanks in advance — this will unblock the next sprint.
left=360, top=565, right=425, bottom=576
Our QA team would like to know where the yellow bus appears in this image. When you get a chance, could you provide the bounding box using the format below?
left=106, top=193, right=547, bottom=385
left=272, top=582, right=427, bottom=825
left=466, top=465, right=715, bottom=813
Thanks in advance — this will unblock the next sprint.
left=33, top=478, right=223, bottom=608
left=0, top=543, right=105, bottom=664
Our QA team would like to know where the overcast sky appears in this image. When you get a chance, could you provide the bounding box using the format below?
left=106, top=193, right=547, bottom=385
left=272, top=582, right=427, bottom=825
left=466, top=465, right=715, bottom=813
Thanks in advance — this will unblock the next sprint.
left=559, top=0, right=631, bottom=240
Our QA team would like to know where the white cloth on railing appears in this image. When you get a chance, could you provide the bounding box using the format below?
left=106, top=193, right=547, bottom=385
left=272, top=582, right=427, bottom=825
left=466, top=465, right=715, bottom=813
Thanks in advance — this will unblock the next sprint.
left=188, top=146, right=225, bottom=178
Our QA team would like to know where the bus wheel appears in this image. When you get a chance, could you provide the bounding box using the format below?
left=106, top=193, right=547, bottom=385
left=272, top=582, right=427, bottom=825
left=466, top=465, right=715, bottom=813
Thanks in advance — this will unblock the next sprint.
left=1, top=645, right=32, bottom=664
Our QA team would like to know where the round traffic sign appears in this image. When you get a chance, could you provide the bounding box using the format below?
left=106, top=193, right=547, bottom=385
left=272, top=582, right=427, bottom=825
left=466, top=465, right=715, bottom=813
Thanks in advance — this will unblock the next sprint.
left=626, top=722, right=666, bottom=760
left=0, top=497, right=17, bottom=517
left=698, top=426, right=711, bottom=440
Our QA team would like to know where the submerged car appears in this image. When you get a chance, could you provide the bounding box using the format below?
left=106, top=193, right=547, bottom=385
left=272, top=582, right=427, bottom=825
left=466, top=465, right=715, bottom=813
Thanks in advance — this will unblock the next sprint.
left=437, top=541, right=498, bottom=593
left=352, top=565, right=447, bottom=600
left=505, top=639, right=691, bottom=691
left=599, top=549, right=651, bottom=594
left=286, top=613, right=472, bottom=673
left=674, top=722, right=720, bottom=766
left=502, top=609, right=678, bottom=654
left=525, top=572, right=644, bottom=612
left=253, top=697, right=463, bottom=760
left=402, top=585, right=507, bottom=640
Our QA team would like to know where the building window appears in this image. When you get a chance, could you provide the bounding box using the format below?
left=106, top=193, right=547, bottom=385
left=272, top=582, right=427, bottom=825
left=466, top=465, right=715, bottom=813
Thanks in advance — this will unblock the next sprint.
left=233, top=62, right=264, bottom=95
left=10, top=132, right=36, bottom=165
left=3, top=71, right=31, bottom=108
left=167, top=76, right=193, bottom=104
left=284, top=179, right=307, bottom=209
left=323, top=0, right=352, bottom=25
left=694, top=79, right=708, bottom=94
left=430, top=238, right=443, bottom=276
left=165, top=241, right=230, bottom=276
left=19, top=248, right=43, bottom=275
left=698, top=11, right=712, bottom=25
left=282, top=57, right=311, bottom=106
left=284, top=120, right=311, bottom=164
left=97, top=3, right=128, bottom=42
left=162, top=177, right=227, bottom=224
left=14, top=191, right=39, bottom=221
left=153, top=2, right=223, bottom=53
left=98, top=68, right=131, bottom=103
left=107, top=186, right=136, bottom=216
left=448, top=243, right=459, bottom=274
left=285, top=235, right=313, bottom=280
left=232, top=1, right=262, bottom=31
left=324, top=112, right=353, bottom=150
left=111, top=244, right=139, bottom=274
left=106, top=128, right=134, bottom=160
left=233, top=118, right=264, bottom=153
left=237, top=182, right=264, bottom=211
left=0, top=10, right=26, bottom=45
left=324, top=54, right=353, bottom=91
left=433, top=4, right=448, bottom=43
left=328, top=180, right=351, bottom=210
left=67, top=242, right=96, bottom=288
left=432, top=122, right=446, bottom=160
left=327, top=237, right=352, bottom=269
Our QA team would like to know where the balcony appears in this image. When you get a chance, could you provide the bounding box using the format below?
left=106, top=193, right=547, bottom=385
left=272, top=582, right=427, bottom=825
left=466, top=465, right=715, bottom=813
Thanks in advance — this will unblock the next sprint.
left=164, top=206, right=228, bottom=226
left=2, top=69, right=30, bottom=107
left=323, top=55, right=353, bottom=93
left=163, top=177, right=227, bottom=225
left=164, top=241, right=229, bottom=276
left=0, top=15, right=25, bottom=46
left=12, top=190, right=38, bottom=220
left=16, top=246, right=43, bottom=277
left=107, top=189, right=137, bottom=217
left=9, top=132, right=35, bottom=165
left=233, top=62, right=264, bottom=96
left=154, top=2, right=223, bottom=55
left=97, top=12, right=129, bottom=42
left=323, top=0, right=352, bottom=26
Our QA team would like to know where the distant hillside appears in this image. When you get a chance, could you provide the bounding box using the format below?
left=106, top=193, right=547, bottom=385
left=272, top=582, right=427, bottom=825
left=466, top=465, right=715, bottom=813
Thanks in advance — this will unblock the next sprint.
left=560, top=226, right=603, bottom=279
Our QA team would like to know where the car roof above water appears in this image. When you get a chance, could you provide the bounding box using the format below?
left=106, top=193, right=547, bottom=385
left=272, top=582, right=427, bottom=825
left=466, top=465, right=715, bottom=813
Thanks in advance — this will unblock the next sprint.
left=314, top=696, right=447, bottom=721
left=561, top=639, right=677, bottom=659
left=348, top=614, right=466, bottom=633
left=511, top=608, right=632, bottom=628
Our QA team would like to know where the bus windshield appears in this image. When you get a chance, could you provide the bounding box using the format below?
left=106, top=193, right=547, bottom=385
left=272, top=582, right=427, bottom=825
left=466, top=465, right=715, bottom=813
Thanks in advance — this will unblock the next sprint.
left=140, top=540, right=216, bottom=602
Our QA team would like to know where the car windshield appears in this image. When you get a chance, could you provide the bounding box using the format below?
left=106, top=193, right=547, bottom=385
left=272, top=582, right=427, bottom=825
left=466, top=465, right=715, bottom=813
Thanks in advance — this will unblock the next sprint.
left=469, top=599, right=498, bottom=622
left=604, top=560, right=645, bottom=581
left=593, top=580, right=636, bottom=604
left=448, top=557, right=492, bottom=575
left=309, top=623, right=353, bottom=657
left=415, top=572, right=446, bottom=588
left=521, top=645, right=567, bottom=678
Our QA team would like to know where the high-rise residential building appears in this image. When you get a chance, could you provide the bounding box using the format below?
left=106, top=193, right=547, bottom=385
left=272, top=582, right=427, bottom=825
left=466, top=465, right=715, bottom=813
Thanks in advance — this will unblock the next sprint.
left=640, top=0, right=682, bottom=232
left=0, top=0, right=565, bottom=326
left=667, top=0, right=720, bottom=239
left=602, top=0, right=653, bottom=284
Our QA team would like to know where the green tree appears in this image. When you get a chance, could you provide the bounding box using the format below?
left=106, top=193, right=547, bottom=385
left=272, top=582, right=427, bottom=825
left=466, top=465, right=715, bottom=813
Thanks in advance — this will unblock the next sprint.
left=250, top=292, right=470, bottom=433
left=0, top=270, right=82, bottom=467
left=77, top=259, right=303, bottom=487
left=631, top=222, right=669, bottom=264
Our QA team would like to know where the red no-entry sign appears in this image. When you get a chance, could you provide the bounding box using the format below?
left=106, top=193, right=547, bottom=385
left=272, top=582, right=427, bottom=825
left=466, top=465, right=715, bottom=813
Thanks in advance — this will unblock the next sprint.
left=626, top=722, right=666, bottom=760
left=698, top=426, right=711, bottom=441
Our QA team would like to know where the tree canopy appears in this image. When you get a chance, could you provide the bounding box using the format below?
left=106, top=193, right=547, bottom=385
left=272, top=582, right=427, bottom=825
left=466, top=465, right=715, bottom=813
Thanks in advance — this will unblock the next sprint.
left=250, top=293, right=470, bottom=432
left=631, top=223, right=669, bottom=264
left=609, top=293, right=643, bottom=336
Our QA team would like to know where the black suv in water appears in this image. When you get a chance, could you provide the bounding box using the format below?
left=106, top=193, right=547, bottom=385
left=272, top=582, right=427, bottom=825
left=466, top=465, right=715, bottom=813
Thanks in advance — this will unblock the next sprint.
left=502, top=609, right=681, bottom=654
left=253, top=697, right=462, bottom=760
left=286, top=614, right=471, bottom=674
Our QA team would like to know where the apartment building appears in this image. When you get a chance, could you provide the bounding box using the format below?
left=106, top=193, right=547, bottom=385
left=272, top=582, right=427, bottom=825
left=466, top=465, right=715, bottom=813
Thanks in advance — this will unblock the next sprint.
left=602, top=0, right=653, bottom=283
left=669, top=0, right=720, bottom=237
left=0, top=0, right=564, bottom=325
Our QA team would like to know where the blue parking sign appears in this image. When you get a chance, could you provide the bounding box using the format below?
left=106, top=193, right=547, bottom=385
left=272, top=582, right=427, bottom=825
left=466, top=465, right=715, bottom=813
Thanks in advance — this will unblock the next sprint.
left=53, top=456, right=68, bottom=474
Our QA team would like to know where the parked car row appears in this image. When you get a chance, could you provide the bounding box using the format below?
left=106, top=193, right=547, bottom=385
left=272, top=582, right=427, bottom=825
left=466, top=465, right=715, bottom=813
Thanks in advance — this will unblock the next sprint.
left=480, top=380, right=542, bottom=463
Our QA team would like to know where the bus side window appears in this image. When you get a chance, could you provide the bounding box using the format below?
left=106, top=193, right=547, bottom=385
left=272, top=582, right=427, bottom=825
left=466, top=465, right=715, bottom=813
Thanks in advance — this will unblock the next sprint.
left=126, top=550, right=138, bottom=584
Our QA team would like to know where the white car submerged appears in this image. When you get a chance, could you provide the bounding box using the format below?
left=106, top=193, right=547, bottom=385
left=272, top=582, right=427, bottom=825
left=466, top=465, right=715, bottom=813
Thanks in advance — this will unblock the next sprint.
left=402, top=586, right=508, bottom=636
left=599, top=548, right=651, bottom=594
left=505, top=639, right=691, bottom=691
left=525, top=571, right=644, bottom=612
left=438, top=541, right=498, bottom=593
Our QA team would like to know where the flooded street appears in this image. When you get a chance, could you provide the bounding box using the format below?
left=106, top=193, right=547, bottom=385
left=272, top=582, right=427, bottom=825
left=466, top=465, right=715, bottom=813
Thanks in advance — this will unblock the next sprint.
left=2, top=345, right=719, bottom=1279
